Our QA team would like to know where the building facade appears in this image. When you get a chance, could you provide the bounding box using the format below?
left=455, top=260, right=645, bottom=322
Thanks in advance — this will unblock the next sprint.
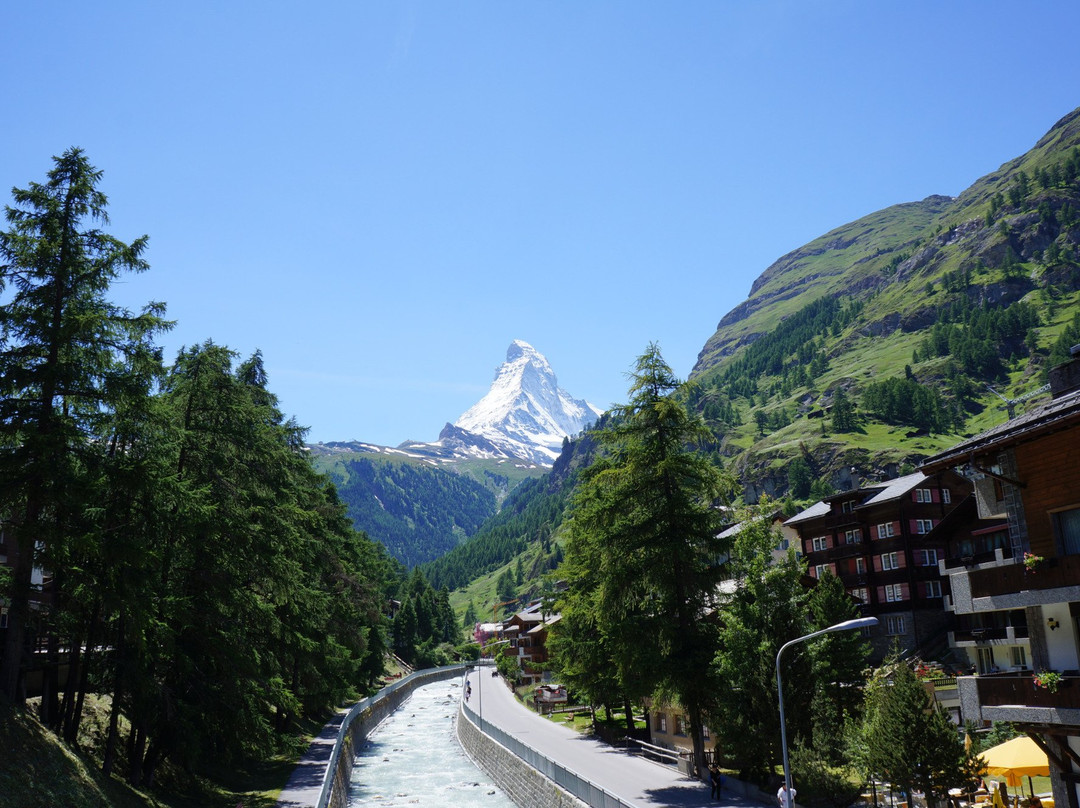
left=785, top=471, right=969, bottom=660
left=921, top=350, right=1080, bottom=808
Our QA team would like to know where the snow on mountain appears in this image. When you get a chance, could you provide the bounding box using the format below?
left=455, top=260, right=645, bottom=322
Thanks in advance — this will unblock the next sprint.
left=449, top=340, right=604, bottom=465
left=389, top=340, right=602, bottom=467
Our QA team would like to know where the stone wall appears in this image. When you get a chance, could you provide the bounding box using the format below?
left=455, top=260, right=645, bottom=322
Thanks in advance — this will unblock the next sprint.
left=455, top=704, right=588, bottom=808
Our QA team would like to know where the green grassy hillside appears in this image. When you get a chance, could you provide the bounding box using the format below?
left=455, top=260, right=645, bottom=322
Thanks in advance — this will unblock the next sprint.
left=687, top=106, right=1080, bottom=499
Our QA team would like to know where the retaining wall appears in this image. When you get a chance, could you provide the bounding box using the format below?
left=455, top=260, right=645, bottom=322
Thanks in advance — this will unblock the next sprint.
left=456, top=700, right=589, bottom=808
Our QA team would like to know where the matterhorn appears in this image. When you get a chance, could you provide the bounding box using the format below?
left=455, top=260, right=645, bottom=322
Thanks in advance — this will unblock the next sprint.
left=451, top=340, right=603, bottom=464
left=388, top=340, right=600, bottom=466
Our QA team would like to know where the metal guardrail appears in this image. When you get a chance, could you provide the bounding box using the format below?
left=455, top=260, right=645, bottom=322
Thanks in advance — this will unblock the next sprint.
left=316, top=663, right=472, bottom=808
left=460, top=688, right=639, bottom=808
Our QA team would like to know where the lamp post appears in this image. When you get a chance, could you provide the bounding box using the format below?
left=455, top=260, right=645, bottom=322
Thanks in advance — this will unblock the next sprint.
left=776, top=616, right=878, bottom=807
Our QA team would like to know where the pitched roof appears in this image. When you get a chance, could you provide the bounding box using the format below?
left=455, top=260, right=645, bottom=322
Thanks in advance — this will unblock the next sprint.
left=921, top=389, right=1080, bottom=472
left=784, top=500, right=831, bottom=526
left=859, top=471, right=928, bottom=506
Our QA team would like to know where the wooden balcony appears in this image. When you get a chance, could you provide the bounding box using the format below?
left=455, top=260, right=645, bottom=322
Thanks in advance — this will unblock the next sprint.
left=976, top=672, right=1080, bottom=710
left=970, top=554, right=1080, bottom=599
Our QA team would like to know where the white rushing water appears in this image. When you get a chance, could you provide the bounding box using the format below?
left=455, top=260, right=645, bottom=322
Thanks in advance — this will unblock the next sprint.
left=348, top=679, right=516, bottom=807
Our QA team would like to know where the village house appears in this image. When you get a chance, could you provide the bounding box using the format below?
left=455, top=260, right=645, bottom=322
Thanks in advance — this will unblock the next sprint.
left=919, top=347, right=1080, bottom=808
left=785, top=470, right=970, bottom=661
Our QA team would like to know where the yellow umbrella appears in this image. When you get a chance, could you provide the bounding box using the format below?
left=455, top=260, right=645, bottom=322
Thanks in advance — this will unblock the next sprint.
left=982, top=735, right=1050, bottom=788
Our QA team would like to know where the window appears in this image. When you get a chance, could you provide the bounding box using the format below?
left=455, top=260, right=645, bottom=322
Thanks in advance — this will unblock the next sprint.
left=855, top=557, right=866, bottom=574
left=814, top=564, right=830, bottom=578
left=812, top=536, right=828, bottom=552
left=881, top=552, right=900, bottom=571
left=842, top=500, right=855, bottom=514
left=925, top=580, right=942, bottom=598
left=675, top=715, right=687, bottom=735
left=942, top=488, right=951, bottom=504
left=657, top=714, right=667, bottom=733
left=1053, top=507, right=1080, bottom=555
left=884, top=583, right=904, bottom=602
left=1011, top=646, right=1027, bottom=669
left=886, top=616, right=906, bottom=635
left=850, top=587, right=869, bottom=603
left=703, top=725, right=710, bottom=741
left=915, top=488, right=932, bottom=503
left=915, top=549, right=938, bottom=566
left=914, top=519, right=935, bottom=534
left=845, top=528, right=861, bottom=544
left=876, top=522, right=895, bottom=539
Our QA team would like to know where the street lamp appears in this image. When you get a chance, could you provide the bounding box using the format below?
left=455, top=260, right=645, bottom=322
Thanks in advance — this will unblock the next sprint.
left=775, top=616, right=878, bottom=807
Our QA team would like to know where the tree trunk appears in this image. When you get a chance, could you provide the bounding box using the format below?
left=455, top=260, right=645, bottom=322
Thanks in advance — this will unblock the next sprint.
left=66, top=610, right=98, bottom=745
left=0, top=530, right=35, bottom=704
left=624, top=696, right=635, bottom=735
left=688, top=704, right=707, bottom=780
left=128, top=722, right=146, bottom=787
left=59, top=628, right=82, bottom=740
left=41, top=630, right=61, bottom=729
left=102, top=613, right=124, bottom=776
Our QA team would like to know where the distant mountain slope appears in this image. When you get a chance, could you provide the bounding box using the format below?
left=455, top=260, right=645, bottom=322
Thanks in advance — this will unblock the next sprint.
left=421, top=421, right=601, bottom=593
left=311, top=452, right=499, bottom=568
left=688, top=106, right=1080, bottom=499
left=307, top=341, right=598, bottom=566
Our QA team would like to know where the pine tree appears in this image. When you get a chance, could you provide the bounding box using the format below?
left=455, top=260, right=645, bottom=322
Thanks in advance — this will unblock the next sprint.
left=854, top=653, right=969, bottom=807
left=558, top=343, right=732, bottom=775
left=0, top=148, right=169, bottom=703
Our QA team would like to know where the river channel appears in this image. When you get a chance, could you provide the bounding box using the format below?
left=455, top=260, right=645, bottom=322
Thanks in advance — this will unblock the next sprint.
left=348, top=678, right=516, bottom=807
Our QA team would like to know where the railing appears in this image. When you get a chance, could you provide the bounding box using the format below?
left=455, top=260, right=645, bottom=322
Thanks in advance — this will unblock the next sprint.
left=943, top=547, right=1008, bottom=570
left=624, top=737, right=682, bottom=766
left=975, top=673, right=1080, bottom=710
left=953, top=627, right=1009, bottom=642
left=970, top=554, right=1080, bottom=599
left=460, top=690, right=637, bottom=808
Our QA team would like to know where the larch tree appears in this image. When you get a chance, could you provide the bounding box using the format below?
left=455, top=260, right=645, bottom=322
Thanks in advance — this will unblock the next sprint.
left=0, top=148, right=169, bottom=704
left=557, top=343, right=732, bottom=776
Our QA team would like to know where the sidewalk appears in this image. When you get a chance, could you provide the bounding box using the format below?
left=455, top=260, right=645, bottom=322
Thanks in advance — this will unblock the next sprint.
left=464, top=670, right=767, bottom=808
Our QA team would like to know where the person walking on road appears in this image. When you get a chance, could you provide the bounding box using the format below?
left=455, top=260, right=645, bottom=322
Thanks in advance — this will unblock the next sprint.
left=778, top=782, right=797, bottom=808
left=709, top=765, right=723, bottom=800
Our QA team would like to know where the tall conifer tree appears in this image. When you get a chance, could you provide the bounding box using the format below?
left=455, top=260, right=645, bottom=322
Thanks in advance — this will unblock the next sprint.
left=558, top=343, right=732, bottom=775
left=0, top=149, right=168, bottom=703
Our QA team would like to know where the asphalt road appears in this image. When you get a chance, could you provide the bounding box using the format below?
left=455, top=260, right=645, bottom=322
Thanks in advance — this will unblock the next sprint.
left=462, top=670, right=762, bottom=808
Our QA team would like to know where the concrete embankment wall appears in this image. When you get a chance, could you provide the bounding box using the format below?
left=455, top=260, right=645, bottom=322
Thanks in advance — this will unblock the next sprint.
left=455, top=702, right=588, bottom=808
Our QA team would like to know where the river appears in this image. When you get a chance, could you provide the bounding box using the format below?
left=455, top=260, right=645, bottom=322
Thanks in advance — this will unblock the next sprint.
left=348, top=678, right=516, bottom=807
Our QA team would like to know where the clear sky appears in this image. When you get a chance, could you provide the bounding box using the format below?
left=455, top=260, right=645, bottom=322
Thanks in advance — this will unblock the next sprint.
left=3, top=3, right=1079, bottom=445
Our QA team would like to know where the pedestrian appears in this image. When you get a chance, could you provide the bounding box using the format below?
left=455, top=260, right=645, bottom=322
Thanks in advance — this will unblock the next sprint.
left=710, top=765, right=723, bottom=800
left=778, top=782, right=797, bottom=808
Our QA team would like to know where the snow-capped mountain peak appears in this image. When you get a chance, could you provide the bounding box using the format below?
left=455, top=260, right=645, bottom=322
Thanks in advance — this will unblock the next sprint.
left=443, top=340, right=602, bottom=465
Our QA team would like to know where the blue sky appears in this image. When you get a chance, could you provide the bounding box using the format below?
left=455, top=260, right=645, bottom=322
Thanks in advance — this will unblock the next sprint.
left=3, top=3, right=1080, bottom=445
